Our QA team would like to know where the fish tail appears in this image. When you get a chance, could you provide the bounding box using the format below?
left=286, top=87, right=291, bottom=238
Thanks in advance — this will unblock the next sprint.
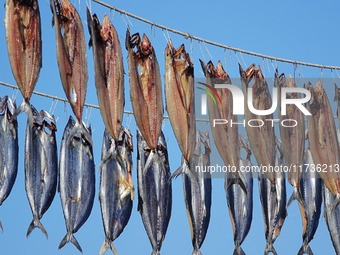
left=287, top=187, right=304, bottom=207
left=151, top=249, right=160, bottom=255
left=264, top=243, right=278, bottom=255
left=99, top=240, right=119, bottom=255
left=225, top=176, right=247, bottom=194
left=58, top=232, right=82, bottom=253
left=192, top=248, right=202, bottom=255
left=233, top=245, right=246, bottom=255
left=13, top=100, right=31, bottom=122
left=26, top=218, right=48, bottom=238
left=297, top=242, right=314, bottom=255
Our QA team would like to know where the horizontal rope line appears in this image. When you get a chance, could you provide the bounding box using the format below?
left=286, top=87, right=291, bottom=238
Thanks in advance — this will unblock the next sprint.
left=92, top=0, right=340, bottom=71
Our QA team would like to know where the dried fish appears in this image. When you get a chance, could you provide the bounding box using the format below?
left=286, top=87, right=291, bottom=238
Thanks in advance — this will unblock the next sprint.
left=0, top=96, right=18, bottom=231
left=165, top=42, right=195, bottom=163
left=182, top=131, right=211, bottom=255
left=137, top=131, right=172, bottom=255
left=58, top=116, right=95, bottom=252
left=99, top=129, right=134, bottom=255
left=126, top=30, right=164, bottom=151
left=87, top=10, right=124, bottom=141
left=25, top=105, right=58, bottom=238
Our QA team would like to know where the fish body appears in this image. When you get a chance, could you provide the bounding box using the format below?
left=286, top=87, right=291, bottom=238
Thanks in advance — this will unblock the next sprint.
left=25, top=105, right=58, bottom=238
left=259, top=147, right=287, bottom=255
left=0, top=96, right=18, bottom=230
left=137, top=131, right=172, bottom=255
left=126, top=31, right=164, bottom=151
left=275, top=71, right=305, bottom=205
left=99, top=129, right=134, bottom=255
left=59, top=116, right=95, bottom=252
left=297, top=149, right=322, bottom=255
left=324, top=184, right=340, bottom=254
left=87, top=10, right=124, bottom=141
left=164, top=42, right=195, bottom=162
left=51, top=0, right=88, bottom=123
left=240, top=64, right=276, bottom=184
left=306, top=81, right=340, bottom=198
left=5, top=0, right=42, bottom=102
left=182, top=131, right=211, bottom=255
left=226, top=140, right=253, bottom=255
left=201, top=60, right=244, bottom=190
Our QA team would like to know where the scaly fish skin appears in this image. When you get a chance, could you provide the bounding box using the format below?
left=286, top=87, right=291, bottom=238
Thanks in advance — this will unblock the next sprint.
left=59, top=116, right=95, bottom=252
left=25, top=106, right=58, bottom=238
left=297, top=149, right=322, bottom=255
left=126, top=31, right=164, bottom=151
left=240, top=64, right=276, bottom=184
left=182, top=131, right=211, bottom=254
left=87, top=10, right=124, bottom=142
left=164, top=42, right=195, bottom=162
left=226, top=139, right=253, bottom=255
left=324, top=184, right=340, bottom=254
left=259, top=146, right=287, bottom=255
left=5, top=0, right=42, bottom=102
left=51, top=0, right=88, bottom=123
left=99, top=129, right=134, bottom=255
left=275, top=71, right=305, bottom=205
left=0, top=96, right=18, bottom=231
left=137, top=131, right=172, bottom=255
left=306, top=81, right=340, bottom=197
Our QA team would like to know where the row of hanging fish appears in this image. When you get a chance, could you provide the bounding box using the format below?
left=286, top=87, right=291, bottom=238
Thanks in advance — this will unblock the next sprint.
left=2, top=0, right=340, bottom=254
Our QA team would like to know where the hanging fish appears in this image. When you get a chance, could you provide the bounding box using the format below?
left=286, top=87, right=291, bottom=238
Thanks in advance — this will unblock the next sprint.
left=99, top=129, right=134, bottom=255
left=306, top=81, right=340, bottom=209
left=259, top=143, right=287, bottom=255
left=87, top=10, right=125, bottom=142
left=182, top=131, right=211, bottom=255
left=239, top=64, right=276, bottom=184
left=51, top=0, right=90, bottom=143
left=324, top=183, right=340, bottom=254
left=201, top=60, right=245, bottom=191
left=164, top=42, right=195, bottom=163
left=275, top=70, right=305, bottom=206
left=5, top=0, right=42, bottom=112
left=297, top=149, right=322, bottom=255
left=0, top=96, right=18, bottom=231
left=126, top=30, right=164, bottom=152
left=25, top=105, right=58, bottom=238
left=58, top=116, right=95, bottom=252
left=137, top=130, right=172, bottom=255
left=226, top=137, right=253, bottom=255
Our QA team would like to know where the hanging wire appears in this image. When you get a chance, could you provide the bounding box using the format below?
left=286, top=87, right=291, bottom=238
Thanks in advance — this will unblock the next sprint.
left=92, top=0, right=340, bottom=71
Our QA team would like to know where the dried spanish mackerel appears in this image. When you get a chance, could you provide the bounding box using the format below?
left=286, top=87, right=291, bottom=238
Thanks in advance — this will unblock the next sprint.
left=0, top=96, right=18, bottom=231
left=5, top=0, right=42, bottom=118
left=25, top=105, right=58, bottom=238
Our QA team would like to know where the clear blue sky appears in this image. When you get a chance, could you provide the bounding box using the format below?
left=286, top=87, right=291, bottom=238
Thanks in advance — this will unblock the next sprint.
left=1, top=0, right=339, bottom=254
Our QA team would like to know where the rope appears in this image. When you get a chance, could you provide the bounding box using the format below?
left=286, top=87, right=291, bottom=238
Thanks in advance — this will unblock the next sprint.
left=0, top=81, right=210, bottom=123
left=92, top=0, right=340, bottom=71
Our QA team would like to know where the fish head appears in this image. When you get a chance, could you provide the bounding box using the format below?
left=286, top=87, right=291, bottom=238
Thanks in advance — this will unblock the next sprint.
left=215, top=61, right=228, bottom=79
left=100, top=15, right=113, bottom=42
left=41, top=110, right=57, bottom=134
left=239, top=63, right=255, bottom=86
left=138, top=33, right=153, bottom=56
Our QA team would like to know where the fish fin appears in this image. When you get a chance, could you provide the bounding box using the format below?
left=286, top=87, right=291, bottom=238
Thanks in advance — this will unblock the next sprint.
left=297, top=242, right=314, bottom=255
left=233, top=245, right=246, bottom=255
left=330, top=193, right=340, bottom=214
left=287, top=188, right=304, bottom=207
left=58, top=233, right=82, bottom=253
left=192, top=248, right=203, bottom=255
left=26, top=218, right=48, bottom=239
left=171, top=165, right=183, bottom=179
left=0, top=220, right=3, bottom=232
left=99, top=240, right=119, bottom=255
left=264, top=243, right=278, bottom=255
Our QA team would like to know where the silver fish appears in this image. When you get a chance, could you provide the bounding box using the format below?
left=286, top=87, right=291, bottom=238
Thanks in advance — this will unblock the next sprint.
left=259, top=144, right=287, bottom=255
left=137, top=130, right=172, bottom=255
left=25, top=105, right=58, bottom=238
left=297, top=149, right=322, bottom=255
left=324, top=184, right=340, bottom=254
left=182, top=131, right=211, bottom=255
left=99, top=129, right=134, bottom=255
left=0, top=96, right=18, bottom=231
left=59, top=116, right=95, bottom=252
left=226, top=138, right=253, bottom=255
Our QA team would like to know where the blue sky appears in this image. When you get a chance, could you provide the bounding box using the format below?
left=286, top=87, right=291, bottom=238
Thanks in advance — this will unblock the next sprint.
left=1, top=0, right=340, bottom=254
